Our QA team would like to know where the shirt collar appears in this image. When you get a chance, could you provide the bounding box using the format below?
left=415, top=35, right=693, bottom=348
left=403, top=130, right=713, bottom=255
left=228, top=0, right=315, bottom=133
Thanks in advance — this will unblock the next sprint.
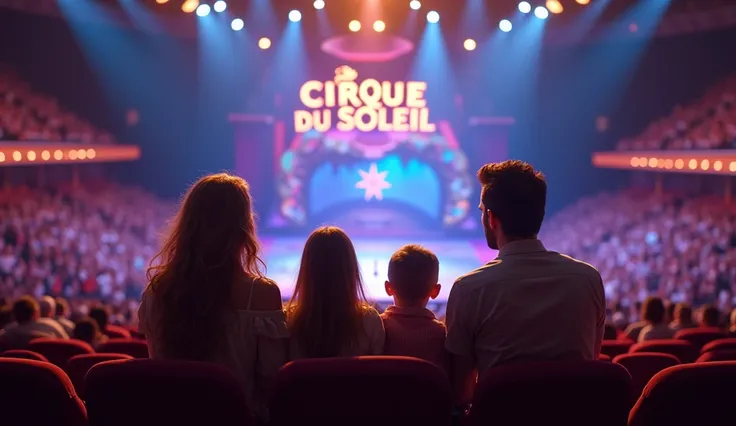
left=498, top=239, right=547, bottom=257
left=385, top=305, right=437, bottom=319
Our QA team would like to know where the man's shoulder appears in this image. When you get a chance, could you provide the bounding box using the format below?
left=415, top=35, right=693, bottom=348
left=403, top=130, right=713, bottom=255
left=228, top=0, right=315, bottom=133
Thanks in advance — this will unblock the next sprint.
left=453, top=259, right=504, bottom=291
left=549, top=251, right=602, bottom=280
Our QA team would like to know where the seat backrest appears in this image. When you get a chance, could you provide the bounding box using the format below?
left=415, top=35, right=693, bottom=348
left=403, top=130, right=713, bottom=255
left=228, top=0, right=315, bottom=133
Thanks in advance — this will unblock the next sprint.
left=696, top=349, right=736, bottom=363
left=1, top=349, right=49, bottom=362
left=0, top=358, right=87, bottom=426
left=629, top=361, right=736, bottom=426
left=105, top=325, right=131, bottom=339
left=85, top=359, right=251, bottom=426
left=599, top=354, right=612, bottom=361
left=97, top=338, right=149, bottom=358
left=674, top=328, right=726, bottom=351
left=28, top=338, right=95, bottom=368
left=467, top=361, right=632, bottom=426
left=270, top=356, right=452, bottom=426
left=613, top=352, right=679, bottom=402
left=629, top=339, right=697, bottom=363
left=700, top=337, right=736, bottom=354
left=601, top=340, right=633, bottom=358
left=65, top=353, right=134, bottom=399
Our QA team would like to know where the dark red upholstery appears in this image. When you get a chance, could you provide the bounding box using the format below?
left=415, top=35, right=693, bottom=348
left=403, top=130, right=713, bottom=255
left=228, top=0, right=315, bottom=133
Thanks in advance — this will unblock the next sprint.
left=127, top=327, right=146, bottom=340
left=105, top=325, right=131, bottom=339
left=701, top=337, right=736, bottom=354
left=674, top=327, right=726, bottom=351
left=599, top=354, right=612, bottom=361
left=466, top=361, right=632, bottom=426
left=1, top=349, right=49, bottom=362
left=270, top=356, right=452, bottom=426
left=85, top=359, right=251, bottom=426
left=601, top=340, right=633, bottom=358
left=629, top=339, right=698, bottom=363
left=65, top=353, right=133, bottom=399
left=696, top=349, right=736, bottom=362
left=0, top=358, right=87, bottom=426
left=629, top=361, right=736, bottom=426
left=28, top=338, right=94, bottom=368
left=613, top=352, right=679, bottom=401
left=97, top=338, right=149, bottom=358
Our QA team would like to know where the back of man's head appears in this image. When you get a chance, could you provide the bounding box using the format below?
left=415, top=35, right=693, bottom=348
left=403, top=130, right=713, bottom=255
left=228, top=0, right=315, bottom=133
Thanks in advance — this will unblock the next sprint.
left=674, top=303, right=692, bottom=324
left=73, top=317, right=100, bottom=344
left=642, top=297, right=666, bottom=325
left=88, top=306, right=109, bottom=330
left=477, top=160, right=547, bottom=238
left=55, top=297, right=70, bottom=318
left=38, top=296, right=55, bottom=318
left=387, top=244, right=440, bottom=303
left=13, top=297, right=39, bottom=324
left=701, top=305, right=721, bottom=327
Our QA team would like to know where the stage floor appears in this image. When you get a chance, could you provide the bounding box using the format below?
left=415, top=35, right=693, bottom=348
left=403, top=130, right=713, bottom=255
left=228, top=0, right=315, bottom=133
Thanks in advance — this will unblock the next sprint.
left=261, top=237, right=496, bottom=302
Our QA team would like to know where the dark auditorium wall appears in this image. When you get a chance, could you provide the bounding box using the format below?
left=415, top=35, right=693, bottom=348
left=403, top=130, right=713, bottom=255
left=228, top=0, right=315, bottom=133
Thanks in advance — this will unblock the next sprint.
left=1, top=8, right=735, bottom=214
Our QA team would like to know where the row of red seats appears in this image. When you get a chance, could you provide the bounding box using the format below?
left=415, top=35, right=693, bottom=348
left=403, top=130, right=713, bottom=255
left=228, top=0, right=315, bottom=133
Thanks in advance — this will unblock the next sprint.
left=2, top=337, right=149, bottom=367
left=601, top=337, right=736, bottom=363
left=1, top=356, right=734, bottom=426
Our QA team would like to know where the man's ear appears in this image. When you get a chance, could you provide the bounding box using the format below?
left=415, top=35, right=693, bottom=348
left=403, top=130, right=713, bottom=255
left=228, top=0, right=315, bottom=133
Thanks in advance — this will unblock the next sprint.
left=488, top=209, right=498, bottom=231
left=384, top=280, right=394, bottom=297
left=430, top=283, right=441, bottom=300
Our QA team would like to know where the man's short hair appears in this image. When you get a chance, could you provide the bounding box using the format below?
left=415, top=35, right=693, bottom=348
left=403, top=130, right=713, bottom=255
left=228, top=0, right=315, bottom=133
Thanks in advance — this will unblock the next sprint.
left=642, top=297, right=665, bottom=324
left=73, top=317, right=100, bottom=343
left=12, top=296, right=39, bottom=324
left=387, top=244, right=439, bottom=302
left=88, top=306, right=110, bottom=330
left=478, top=160, right=547, bottom=238
left=674, top=303, right=692, bottom=323
left=38, top=296, right=56, bottom=318
left=701, top=305, right=721, bottom=327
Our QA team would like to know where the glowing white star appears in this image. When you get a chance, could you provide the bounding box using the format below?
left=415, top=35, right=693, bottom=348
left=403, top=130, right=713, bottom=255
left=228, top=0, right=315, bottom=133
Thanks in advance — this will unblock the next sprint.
left=356, top=163, right=391, bottom=201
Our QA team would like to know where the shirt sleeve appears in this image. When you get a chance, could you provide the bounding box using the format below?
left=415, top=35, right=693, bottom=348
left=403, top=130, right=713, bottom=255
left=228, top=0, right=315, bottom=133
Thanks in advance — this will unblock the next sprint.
left=444, top=280, right=474, bottom=356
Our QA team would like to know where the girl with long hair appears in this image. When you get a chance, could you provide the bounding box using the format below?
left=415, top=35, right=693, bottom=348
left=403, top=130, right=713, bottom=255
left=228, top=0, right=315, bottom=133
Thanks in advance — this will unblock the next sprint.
left=138, top=173, right=287, bottom=420
left=287, top=226, right=384, bottom=358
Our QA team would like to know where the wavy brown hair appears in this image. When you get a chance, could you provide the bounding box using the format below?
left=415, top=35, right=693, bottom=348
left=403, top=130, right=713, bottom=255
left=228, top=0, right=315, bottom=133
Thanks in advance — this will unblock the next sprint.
left=287, top=226, right=369, bottom=358
left=146, top=173, right=264, bottom=360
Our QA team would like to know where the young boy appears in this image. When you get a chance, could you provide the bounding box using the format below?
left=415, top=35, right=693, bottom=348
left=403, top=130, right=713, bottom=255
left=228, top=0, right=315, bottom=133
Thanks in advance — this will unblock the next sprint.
left=381, top=244, right=447, bottom=371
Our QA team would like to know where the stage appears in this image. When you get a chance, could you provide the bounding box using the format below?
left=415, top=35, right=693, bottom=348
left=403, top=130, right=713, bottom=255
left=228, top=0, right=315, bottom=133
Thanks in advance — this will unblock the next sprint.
left=261, top=237, right=496, bottom=304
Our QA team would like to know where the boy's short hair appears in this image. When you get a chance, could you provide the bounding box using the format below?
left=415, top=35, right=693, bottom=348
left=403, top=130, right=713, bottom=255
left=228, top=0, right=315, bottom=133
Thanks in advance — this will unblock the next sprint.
left=387, top=244, right=439, bottom=302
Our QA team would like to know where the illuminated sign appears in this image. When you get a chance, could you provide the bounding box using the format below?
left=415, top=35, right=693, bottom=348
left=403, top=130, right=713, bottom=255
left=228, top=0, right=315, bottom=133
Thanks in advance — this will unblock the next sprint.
left=294, top=66, right=436, bottom=133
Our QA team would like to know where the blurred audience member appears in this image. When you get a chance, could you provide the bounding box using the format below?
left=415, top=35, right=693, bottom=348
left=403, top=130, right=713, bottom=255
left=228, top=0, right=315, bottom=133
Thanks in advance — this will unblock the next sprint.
left=54, top=297, right=74, bottom=335
left=73, top=316, right=106, bottom=349
left=638, top=297, right=674, bottom=342
left=700, top=305, right=722, bottom=328
left=669, top=303, right=697, bottom=332
left=0, top=296, right=66, bottom=349
left=381, top=244, right=447, bottom=371
left=139, top=173, right=287, bottom=422
left=445, top=161, right=605, bottom=406
left=287, top=226, right=384, bottom=359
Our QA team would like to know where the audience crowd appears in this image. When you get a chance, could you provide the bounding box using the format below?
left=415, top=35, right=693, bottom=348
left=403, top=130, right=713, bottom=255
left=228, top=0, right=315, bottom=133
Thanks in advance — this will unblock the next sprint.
left=617, top=74, right=736, bottom=150
left=0, top=68, right=115, bottom=144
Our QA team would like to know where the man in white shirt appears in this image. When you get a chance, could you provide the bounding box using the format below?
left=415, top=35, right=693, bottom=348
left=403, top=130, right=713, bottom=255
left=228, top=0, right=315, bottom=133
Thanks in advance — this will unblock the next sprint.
left=0, top=296, right=68, bottom=349
left=445, top=160, right=606, bottom=405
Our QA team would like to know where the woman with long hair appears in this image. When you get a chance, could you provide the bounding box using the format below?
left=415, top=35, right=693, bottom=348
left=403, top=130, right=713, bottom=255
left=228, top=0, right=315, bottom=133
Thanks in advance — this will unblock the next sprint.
left=287, top=226, right=384, bottom=358
left=138, top=173, right=287, bottom=420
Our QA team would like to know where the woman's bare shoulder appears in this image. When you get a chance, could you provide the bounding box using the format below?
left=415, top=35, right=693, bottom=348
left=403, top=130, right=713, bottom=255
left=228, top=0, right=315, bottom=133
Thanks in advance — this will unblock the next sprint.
left=232, top=276, right=283, bottom=311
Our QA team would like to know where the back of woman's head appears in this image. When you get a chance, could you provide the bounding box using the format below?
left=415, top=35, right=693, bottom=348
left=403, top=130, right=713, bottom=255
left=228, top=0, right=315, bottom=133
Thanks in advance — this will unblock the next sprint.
left=642, top=297, right=665, bottom=325
left=146, top=173, right=263, bottom=360
left=288, top=226, right=367, bottom=358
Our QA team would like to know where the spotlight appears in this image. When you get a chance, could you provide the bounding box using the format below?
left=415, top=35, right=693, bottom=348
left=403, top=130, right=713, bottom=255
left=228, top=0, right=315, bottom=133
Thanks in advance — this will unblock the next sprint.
left=258, top=37, right=272, bottom=50
left=534, top=6, right=549, bottom=19
left=155, top=0, right=169, bottom=4
left=181, top=0, right=199, bottom=13
left=499, top=19, right=512, bottom=32
left=231, top=18, right=244, bottom=31
left=409, top=0, right=421, bottom=10
left=518, top=1, right=531, bottom=14
left=314, top=0, right=325, bottom=10
left=214, top=1, right=227, bottom=13
left=288, top=10, right=302, bottom=22
left=373, top=20, right=385, bottom=32
left=349, top=20, right=361, bottom=32
left=546, top=0, right=563, bottom=14
left=576, top=0, right=590, bottom=4
left=463, top=39, right=476, bottom=51
left=196, top=3, right=211, bottom=17
left=427, top=11, right=439, bottom=23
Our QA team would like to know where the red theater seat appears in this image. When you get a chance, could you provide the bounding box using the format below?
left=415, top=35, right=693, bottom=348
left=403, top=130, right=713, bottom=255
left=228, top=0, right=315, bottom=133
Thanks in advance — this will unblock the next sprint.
left=105, top=325, right=131, bottom=339
left=465, top=361, right=632, bottom=426
left=28, top=338, right=94, bottom=368
left=65, top=353, right=134, bottom=399
left=0, top=358, right=87, bottom=426
left=601, top=340, right=633, bottom=358
left=696, top=349, right=736, bottom=362
left=270, top=356, right=452, bottom=426
left=674, top=327, right=726, bottom=351
left=1, top=349, right=49, bottom=362
left=629, top=362, right=736, bottom=426
left=612, top=352, right=679, bottom=402
left=701, top=337, right=736, bottom=354
left=85, top=359, right=251, bottom=426
left=629, top=339, right=698, bottom=363
left=97, top=339, right=149, bottom=358
left=599, top=354, right=612, bottom=361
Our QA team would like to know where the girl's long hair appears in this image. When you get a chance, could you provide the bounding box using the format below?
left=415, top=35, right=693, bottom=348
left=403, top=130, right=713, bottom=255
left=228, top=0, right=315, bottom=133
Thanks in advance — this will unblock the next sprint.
left=146, top=173, right=264, bottom=360
left=287, top=226, right=369, bottom=358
